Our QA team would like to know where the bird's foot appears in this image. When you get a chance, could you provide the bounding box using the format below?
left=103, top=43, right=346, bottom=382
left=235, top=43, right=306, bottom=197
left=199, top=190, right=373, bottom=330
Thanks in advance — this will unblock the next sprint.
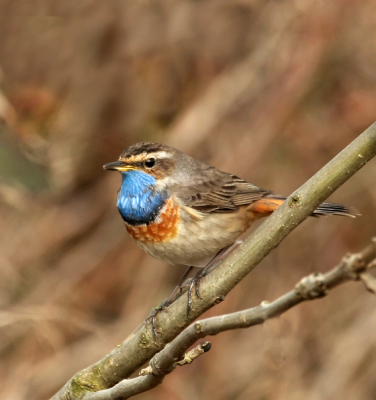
left=186, top=241, right=243, bottom=314
left=146, top=266, right=195, bottom=336
left=187, top=270, right=206, bottom=313
left=146, top=299, right=172, bottom=336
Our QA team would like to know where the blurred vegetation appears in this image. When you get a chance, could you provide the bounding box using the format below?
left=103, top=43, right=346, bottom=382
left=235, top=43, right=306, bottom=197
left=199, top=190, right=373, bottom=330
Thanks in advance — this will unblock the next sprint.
left=0, top=1, right=376, bottom=399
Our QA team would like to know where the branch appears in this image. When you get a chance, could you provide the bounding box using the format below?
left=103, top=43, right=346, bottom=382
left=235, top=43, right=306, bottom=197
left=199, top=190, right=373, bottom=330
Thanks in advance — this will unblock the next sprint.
left=51, top=122, right=376, bottom=400
left=81, top=238, right=376, bottom=399
left=83, top=342, right=211, bottom=400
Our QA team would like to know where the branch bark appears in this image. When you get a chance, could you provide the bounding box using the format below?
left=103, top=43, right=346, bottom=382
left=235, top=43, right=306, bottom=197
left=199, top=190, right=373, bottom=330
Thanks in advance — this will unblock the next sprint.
left=80, top=238, right=376, bottom=399
left=51, top=122, right=376, bottom=400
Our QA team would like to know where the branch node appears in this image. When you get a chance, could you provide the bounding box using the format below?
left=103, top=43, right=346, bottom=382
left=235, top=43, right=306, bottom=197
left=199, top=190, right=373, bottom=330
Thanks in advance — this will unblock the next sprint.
left=139, top=332, right=151, bottom=349
left=144, top=353, right=175, bottom=378
left=342, top=253, right=367, bottom=279
left=195, top=322, right=202, bottom=332
left=214, top=295, right=226, bottom=304
left=139, top=366, right=153, bottom=376
left=295, top=273, right=327, bottom=299
left=174, top=342, right=211, bottom=367
left=288, top=194, right=301, bottom=208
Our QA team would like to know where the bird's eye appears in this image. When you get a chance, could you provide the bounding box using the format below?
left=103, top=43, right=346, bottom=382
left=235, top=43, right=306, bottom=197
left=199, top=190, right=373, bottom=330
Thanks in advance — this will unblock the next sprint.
left=144, top=157, right=156, bottom=169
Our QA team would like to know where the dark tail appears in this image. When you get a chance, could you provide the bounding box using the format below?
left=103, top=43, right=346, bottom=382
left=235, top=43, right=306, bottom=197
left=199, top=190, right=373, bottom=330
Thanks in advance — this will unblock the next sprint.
left=310, top=201, right=360, bottom=218
left=250, top=195, right=360, bottom=218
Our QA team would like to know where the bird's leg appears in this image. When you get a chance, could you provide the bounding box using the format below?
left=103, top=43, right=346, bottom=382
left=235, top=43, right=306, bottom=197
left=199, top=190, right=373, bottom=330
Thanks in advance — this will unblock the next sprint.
left=187, top=240, right=243, bottom=313
left=147, top=265, right=194, bottom=335
left=147, top=240, right=243, bottom=333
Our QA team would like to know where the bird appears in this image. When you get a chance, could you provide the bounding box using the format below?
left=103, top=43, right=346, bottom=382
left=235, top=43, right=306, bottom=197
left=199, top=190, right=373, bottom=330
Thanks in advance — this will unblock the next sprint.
left=103, top=142, right=358, bottom=330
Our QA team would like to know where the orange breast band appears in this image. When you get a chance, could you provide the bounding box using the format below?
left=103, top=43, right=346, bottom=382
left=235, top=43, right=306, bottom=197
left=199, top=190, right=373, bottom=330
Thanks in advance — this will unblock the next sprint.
left=125, top=199, right=179, bottom=243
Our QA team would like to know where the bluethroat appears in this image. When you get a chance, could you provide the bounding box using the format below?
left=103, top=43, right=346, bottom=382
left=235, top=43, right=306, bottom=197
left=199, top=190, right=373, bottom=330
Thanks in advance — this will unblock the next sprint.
left=104, top=142, right=358, bottom=331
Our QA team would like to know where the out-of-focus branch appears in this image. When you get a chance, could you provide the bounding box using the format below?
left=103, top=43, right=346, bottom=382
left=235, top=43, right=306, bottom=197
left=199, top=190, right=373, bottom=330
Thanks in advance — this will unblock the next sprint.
left=51, top=122, right=376, bottom=400
left=81, top=238, right=376, bottom=400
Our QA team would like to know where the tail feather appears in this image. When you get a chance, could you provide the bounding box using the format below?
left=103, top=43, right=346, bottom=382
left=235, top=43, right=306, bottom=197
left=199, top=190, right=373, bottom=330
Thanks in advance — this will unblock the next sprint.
left=311, top=201, right=360, bottom=218
left=250, top=195, right=360, bottom=218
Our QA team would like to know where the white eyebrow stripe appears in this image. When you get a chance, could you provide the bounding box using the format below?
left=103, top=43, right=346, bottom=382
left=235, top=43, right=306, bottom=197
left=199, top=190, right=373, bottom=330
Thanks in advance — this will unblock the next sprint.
left=149, top=151, right=173, bottom=159
left=120, top=150, right=173, bottom=163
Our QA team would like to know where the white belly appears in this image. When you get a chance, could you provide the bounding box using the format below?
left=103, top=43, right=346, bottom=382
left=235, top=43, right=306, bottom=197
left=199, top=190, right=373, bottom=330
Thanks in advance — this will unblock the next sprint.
left=135, top=206, right=251, bottom=267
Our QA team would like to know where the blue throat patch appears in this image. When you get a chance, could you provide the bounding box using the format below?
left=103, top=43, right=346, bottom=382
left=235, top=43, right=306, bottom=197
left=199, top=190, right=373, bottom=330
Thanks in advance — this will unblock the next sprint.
left=117, top=170, right=167, bottom=226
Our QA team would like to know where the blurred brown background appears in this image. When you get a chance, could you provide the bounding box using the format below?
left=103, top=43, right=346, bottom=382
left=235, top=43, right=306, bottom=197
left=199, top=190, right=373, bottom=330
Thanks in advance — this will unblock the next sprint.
left=0, top=1, right=376, bottom=399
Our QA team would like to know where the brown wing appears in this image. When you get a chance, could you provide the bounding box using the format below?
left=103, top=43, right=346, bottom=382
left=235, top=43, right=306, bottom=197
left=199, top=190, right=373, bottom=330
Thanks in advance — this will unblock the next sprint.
left=172, top=169, right=271, bottom=213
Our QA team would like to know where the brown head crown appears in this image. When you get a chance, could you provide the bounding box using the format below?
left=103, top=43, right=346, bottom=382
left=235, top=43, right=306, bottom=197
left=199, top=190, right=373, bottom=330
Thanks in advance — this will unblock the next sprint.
left=104, top=142, right=178, bottom=180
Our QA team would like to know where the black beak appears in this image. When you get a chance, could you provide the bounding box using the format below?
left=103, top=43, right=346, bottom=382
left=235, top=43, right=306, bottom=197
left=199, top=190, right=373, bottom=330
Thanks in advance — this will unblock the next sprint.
left=103, top=161, right=125, bottom=171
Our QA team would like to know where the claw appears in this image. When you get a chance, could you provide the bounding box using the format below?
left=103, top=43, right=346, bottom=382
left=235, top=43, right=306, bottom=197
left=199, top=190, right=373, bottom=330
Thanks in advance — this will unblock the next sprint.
left=186, top=243, right=241, bottom=313
left=151, top=315, right=159, bottom=336
left=195, top=277, right=202, bottom=299
left=145, top=311, right=161, bottom=336
left=146, top=299, right=171, bottom=336
left=187, top=279, right=194, bottom=313
left=187, top=274, right=205, bottom=314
